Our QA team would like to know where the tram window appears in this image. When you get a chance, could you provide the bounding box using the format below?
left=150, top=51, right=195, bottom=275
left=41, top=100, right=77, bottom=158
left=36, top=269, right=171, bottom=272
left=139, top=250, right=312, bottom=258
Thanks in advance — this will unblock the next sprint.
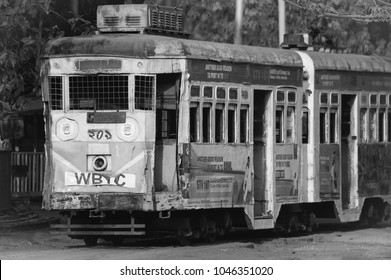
left=379, top=109, right=385, bottom=142
left=229, top=88, right=238, bottom=100
left=216, top=87, right=226, bottom=99
left=135, top=75, right=155, bottom=110
left=277, top=91, right=285, bottom=102
left=49, top=76, right=63, bottom=110
left=191, top=85, right=200, bottom=97
left=369, top=108, right=377, bottom=141
left=331, top=93, right=339, bottom=105
left=288, top=91, right=296, bottom=103
left=228, top=105, right=236, bottom=143
left=320, top=93, right=328, bottom=105
left=156, top=109, right=176, bottom=140
left=360, top=109, right=367, bottom=142
left=329, top=109, right=337, bottom=143
left=276, top=106, right=284, bottom=143
left=241, top=89, right=249, bottom=100
left=69, top=75, right=129, bottom=110
left=320, top=109, right=327, bottom=144
left=361, top=95, right=368, bottom=106
left=202, top=103, right=212, bottom=142
left=286, top=106, right=295, bottom=143
left=380, top=94, right=387, bottom=106
left=370, top=94, right=377, bottom=106
left=190, top=103, right=199, bottom=142
left=203, top=86, right=213, bottom=98
left=388, top=110, right=391, bottom=142
left=302, top=109, right=309, bottom=144
left=240, top=106, right=249, bottom=143
left=215, top=104, right=225, bottom=143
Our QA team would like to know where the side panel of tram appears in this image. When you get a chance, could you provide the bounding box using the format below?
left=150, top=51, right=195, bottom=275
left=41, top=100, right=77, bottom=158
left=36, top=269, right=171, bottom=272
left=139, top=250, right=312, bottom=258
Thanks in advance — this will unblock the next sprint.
left=182, top=60, right=304, bottom=229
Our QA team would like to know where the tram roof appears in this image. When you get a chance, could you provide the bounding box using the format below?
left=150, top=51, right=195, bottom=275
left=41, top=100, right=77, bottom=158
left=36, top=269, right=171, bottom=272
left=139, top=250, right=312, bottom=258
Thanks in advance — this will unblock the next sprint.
left=43, top=33, right=303, bottom=68
left=306, top=51, right=391, bottom=73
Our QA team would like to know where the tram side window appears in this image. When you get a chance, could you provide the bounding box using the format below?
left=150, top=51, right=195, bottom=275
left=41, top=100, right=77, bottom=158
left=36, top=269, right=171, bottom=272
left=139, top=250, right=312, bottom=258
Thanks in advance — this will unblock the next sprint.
left=302, top=109, right=309, bottom=144
left=286, top=106, right=295, bottom=143
left=135, top=75, right=155, bottom=110
left=190, top=103, right=199, bottom=142
left=276, top=106, right=284, bottom=143
left=320, top=109, right=327, bottom=144
left=388, top=110, right=391, bottom=142
left=240, top=106, right=249, bottom=143
left=215, top=103, right=225, bottom=143
left=369, top=108, right=377, bottom=142
left=202, top=103, right=212, bottom=143
left=379, top=109, right=385, bottom=142
left=49, top=76, right=63, bottom=110
left=329, top=109, right=337, bottom=143
left=228, top=105, right=236, bottom=143
left=360, top=109, right=367, bottom=142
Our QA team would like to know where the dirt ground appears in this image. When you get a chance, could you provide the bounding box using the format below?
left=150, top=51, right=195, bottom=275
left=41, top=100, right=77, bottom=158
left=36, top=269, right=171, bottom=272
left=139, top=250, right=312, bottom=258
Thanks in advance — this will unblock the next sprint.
left=0, top=217, right=390, bottom=260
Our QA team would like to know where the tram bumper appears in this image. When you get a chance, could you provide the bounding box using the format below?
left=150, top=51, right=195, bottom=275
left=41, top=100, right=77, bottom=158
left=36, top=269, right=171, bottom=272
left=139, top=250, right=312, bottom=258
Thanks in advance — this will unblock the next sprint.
left=48, top=192, right=148, bottom=211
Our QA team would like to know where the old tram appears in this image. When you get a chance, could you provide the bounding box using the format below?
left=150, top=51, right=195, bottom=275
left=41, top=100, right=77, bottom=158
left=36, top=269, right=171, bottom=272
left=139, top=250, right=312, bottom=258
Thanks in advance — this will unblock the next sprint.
left=41, top=4, right=390, bottom=245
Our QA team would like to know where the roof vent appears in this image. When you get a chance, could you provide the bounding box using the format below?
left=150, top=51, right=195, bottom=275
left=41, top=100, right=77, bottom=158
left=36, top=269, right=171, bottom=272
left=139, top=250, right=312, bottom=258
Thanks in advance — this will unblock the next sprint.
left=97, top=4, right=187, bottom=37
left=281, top=34, right=311, bottom=50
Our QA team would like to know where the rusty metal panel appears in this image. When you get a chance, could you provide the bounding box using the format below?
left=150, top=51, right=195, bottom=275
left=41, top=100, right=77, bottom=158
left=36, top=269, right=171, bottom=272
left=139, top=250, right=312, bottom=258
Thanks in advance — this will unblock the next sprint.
left=43, top=34, right=303, bottom=68
left=358, top=143, right=391, bottom=197
left=97, top=194, right=144, bottom=210
left=0, top=151, right=11, bottom=210
left=50, top=193, right=96, bottom=210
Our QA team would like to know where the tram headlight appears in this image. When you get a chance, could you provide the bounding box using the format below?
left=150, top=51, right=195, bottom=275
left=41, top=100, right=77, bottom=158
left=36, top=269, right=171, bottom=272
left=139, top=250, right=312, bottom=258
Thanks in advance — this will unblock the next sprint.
left=92, top=155, right=108, bottom=171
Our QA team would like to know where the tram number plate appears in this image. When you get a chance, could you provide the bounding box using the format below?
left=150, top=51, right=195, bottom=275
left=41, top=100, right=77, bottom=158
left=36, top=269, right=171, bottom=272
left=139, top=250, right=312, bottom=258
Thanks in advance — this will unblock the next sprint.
left=88, top=129, right=112, bottom=140
left=65, top=172, right=136, bottom=188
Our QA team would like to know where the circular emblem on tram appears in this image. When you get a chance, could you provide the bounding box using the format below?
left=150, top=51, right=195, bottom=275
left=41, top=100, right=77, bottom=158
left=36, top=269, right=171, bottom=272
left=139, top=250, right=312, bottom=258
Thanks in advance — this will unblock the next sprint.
left=117, top=117, right=140, bottom=142
left=56, top=118, right=79, bottom=141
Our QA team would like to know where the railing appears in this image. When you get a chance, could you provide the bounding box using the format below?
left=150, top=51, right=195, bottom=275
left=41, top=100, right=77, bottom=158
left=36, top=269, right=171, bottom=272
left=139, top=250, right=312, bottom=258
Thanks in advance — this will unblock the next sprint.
left=11, top=152, right=44, bottom=197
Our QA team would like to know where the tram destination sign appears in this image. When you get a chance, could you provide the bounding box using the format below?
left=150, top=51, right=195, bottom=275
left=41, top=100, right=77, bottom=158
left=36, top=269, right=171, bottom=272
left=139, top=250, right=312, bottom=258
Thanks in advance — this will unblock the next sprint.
left=316, top=70, right=391, bottom=91
left=189, top=60, right=302, bottom=87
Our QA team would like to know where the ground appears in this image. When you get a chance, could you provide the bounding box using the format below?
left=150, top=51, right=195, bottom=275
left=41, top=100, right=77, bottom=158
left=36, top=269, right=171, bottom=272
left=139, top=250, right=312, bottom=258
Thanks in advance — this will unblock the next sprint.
left=0, top=216, right=390, bottom=260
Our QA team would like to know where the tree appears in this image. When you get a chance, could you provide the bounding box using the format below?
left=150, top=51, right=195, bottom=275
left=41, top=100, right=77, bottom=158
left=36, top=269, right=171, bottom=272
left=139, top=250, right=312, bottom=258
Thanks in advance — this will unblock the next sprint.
left=0, top=0, right=51, bottom=105
left=0, top=0, right=121, bottom=106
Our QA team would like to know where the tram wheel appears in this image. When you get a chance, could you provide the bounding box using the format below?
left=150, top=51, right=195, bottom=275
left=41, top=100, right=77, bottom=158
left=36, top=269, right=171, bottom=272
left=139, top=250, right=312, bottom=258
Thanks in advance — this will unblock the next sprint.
left=84, top=237, right=98, bottom=247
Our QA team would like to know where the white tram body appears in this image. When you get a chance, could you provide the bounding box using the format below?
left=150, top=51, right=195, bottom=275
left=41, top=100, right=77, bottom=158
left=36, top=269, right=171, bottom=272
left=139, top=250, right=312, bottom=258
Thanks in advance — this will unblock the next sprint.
left=41, top=4, right=391, bottom=244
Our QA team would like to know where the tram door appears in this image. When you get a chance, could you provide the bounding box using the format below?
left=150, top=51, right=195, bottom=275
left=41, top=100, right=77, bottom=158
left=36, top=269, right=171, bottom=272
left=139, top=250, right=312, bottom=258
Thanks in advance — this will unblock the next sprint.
left=341, top=94, right=357, bottom=209
left=154, top=73, right=181, bottom=192
left=253, top=90, right=272, bottom=216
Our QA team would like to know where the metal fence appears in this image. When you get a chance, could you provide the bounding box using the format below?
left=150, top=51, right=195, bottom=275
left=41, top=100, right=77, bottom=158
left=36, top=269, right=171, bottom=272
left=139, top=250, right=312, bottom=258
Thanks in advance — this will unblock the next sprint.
left=11, top=152, right=44, bottom=197
left=0, top=151, right=11, bottom=209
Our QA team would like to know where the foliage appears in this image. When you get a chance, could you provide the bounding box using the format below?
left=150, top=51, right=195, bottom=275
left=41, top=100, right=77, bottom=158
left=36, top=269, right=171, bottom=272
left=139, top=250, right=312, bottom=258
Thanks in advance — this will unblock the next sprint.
left=0, top=0, right=51, bottom=104
left=2, top=0, right=391, bottom=104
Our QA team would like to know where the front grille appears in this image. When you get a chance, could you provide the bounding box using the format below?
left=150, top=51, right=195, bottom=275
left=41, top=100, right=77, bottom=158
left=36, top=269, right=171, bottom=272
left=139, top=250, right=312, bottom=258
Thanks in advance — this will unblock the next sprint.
left=104, top=16, right=119, bottom=26
left=125, top=16, right=141, bottom=27
left=69, top=75, right=129, bottom=111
